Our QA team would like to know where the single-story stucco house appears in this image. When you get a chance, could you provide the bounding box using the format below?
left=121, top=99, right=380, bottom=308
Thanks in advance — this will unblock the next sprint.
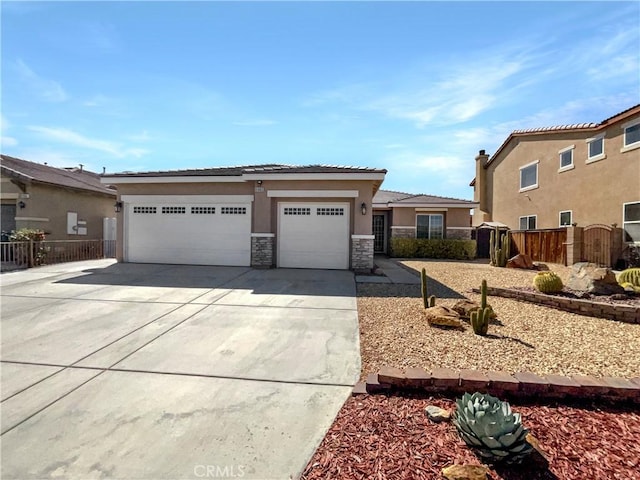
left=101, top=164, right=477, bottom=270
left=371, top=190, right=478, bottom=254
left=1, top=154, right=117, bottom=240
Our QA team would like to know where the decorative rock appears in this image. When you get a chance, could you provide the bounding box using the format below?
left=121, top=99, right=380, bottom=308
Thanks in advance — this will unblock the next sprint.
left=424, top=306, right=465, bottom=329
left=567, top=262, right=625, bottom=295
left=534, top=262, right=549, bottom=271
left=506, top=253, right=534, bottom=269
left=451, top=299, right=496, bottom=320
left=442, top=464, right=489, bottom=480
left=425, top=405, right=451, bottom=423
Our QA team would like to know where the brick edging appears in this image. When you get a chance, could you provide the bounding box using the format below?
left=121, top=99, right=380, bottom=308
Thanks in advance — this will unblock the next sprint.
left=353, top=366, right=640, bottom=404
left=473, top=286, right=640, bottom=324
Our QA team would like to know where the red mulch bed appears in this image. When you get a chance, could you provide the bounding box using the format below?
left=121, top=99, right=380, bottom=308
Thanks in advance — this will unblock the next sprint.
left=302, top=394, right=640, bottom=480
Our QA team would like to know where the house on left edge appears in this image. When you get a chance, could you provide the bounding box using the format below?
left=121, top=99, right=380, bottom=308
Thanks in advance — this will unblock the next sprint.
left=0, top=154, right=117, bottom=240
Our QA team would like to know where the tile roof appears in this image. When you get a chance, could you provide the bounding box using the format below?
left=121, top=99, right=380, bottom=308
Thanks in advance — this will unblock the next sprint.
left=106, top=164, right=387, bottom=177
left=1, top=154, right=116, bottom=196
left=475, top=104, right=640, bottom=175
left=373, top=189, right=476, bottom=206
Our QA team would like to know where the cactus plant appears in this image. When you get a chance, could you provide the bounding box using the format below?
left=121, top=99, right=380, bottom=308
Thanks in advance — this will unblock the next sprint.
left=470, top=307, right=491, bottom=335
left=421, top=268, right=437, bottom=308
left=617, top=268, right=640, bottom=288
left=453, top=392, right=533, bottom=464
left=533, top=271, right=564, bottom=293
left=489, top=227, right=511, bottom=267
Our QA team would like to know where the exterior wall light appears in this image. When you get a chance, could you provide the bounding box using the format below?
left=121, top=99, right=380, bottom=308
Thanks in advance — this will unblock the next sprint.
left=18, top=201, right=26, bottom=209
left=114, top=201, right=123, bottom=213
left=361, top=202, right=367, bottom=215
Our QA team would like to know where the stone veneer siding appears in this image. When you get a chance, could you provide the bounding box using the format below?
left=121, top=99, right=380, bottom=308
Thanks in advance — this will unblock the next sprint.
left=390, top=227, right=416, bottom=238
left=251, top=235, right=274, bottom=268
left=445, top=228, right=472, bottom=240
left=351, top=236, right=374, bottom=271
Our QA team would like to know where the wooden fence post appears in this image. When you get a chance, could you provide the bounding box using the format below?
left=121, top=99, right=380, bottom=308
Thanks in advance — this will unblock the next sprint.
left=28, top=239, right=34, bottom=267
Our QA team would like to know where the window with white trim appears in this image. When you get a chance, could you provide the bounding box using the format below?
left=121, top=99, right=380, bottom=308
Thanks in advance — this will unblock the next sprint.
left=558, top=145, right=574, bottom=171
left=624, top=121, right=640, bottom=148
left=559, top=210, right=572, bottom=227
left=586, top=134, right=605, bottom=162
left=416, top=214, right=443, bottom=239
left=519, top=161, right=538, bottom=191
left=519, top=215, right=537, bottom=230
left=623, top=202, right=640, bottom=243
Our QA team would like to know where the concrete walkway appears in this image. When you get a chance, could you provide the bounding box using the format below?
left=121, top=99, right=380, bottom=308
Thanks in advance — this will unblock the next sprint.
left=356, top=257, right=420, bottom=284
left=1, top=260, right=360, bottom=479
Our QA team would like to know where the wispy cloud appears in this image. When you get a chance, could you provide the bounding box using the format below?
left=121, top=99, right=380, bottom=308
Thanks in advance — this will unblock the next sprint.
left=1, top=114, right=18, bottom=147
left=15, top=59, right=68, bottom=102
left=126, top=130, right=152, bottom=142
left=28, top=126, right=149, bottom=158
left=232, top=119, right=277, bottom=127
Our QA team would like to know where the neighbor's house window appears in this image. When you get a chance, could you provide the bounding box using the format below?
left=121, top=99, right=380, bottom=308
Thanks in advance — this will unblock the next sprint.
left=623, top=201, right=640, bottom=243
left=519, top=160, right=538, bottom=192
left=558, top=145, right=574, bottom=171
left=559, top=210, right=572, bottom=227
left=622, top=120, right=640, bottom=150
left=416, top=214, right=444, bottom=239
left=586, top=134, right=605, bottom=162
left=519, top=215, right=537, bottom=230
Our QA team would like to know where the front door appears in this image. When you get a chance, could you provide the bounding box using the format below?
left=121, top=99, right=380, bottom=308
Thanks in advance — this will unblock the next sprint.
left=1, top=204, right=16, bottom=239
left=373, top=214, right=386, bottom=253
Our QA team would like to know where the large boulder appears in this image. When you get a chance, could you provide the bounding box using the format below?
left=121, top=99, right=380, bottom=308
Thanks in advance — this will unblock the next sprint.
left=425, top=306, right=464, bottom=329
left=567, top=262, right=624, bottom=295
left=506, top=253, right=534, bottom=269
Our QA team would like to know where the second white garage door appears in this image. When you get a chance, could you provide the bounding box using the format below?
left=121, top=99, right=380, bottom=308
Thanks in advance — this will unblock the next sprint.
left=277, top=202, right=349, bottom=269
left=124, top=195, right=252, bottom=266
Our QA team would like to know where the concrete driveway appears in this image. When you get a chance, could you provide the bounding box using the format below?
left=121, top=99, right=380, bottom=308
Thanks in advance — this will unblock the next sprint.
left=1, top=260, right=360, bottom=479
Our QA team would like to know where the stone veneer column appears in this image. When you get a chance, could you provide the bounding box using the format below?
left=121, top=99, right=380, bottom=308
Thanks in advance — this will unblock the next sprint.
left=251, top=233, right=274, bottom=268
left=565, top=226, right=583, bottom=266
left=390, top=227, right=416, bottom=238
left=351, top=235, right=374, bottom=271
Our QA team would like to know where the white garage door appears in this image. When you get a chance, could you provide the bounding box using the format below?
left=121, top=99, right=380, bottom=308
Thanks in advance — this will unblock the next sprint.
left=278, top=202, right=349, bottom=269
left=124, top=195, right=252, bottom=266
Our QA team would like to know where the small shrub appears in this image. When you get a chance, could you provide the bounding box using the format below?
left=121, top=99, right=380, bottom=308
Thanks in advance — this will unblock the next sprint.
left=9, top=228, right=45, bottom=242
left=390, top=238, right=476, bottom=260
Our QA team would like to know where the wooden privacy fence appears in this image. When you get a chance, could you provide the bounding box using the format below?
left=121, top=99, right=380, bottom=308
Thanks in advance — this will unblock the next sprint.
left=510, top=228, right=567, bottom=265
left=0, top=239, right=116, bottom=270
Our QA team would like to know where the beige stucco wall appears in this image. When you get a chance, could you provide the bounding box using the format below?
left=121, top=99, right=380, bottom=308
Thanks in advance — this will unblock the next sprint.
left=474, top=112, right=640, bottom=229
left=0, top=177, right=115, bottom=240
left=113, top=178, right=377, bottom=261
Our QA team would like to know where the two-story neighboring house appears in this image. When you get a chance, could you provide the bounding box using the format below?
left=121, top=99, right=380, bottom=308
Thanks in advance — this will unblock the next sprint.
left=470, top=104, right=640, bottom=247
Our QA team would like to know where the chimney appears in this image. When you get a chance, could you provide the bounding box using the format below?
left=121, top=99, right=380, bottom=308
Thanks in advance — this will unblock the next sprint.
left=474, top=149, right=490, bottom=217
left=102, top=167, right=106, bottom=175
left=79, top=164, right=84, bottom=172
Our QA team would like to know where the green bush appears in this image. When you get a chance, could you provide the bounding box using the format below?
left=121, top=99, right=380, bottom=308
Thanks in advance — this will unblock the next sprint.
left=390, top=238, right=476, bottom=260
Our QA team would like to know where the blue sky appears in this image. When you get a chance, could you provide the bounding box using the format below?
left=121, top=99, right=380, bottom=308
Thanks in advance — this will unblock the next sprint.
left=1, top=1, right=638, bottom=200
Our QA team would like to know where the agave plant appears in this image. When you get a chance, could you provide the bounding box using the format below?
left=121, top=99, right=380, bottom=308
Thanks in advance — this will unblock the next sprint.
left=452, top=392, right=533, bottom=464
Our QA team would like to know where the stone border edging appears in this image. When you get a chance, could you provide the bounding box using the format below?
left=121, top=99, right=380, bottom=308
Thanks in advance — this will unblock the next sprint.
left=474, top=286, right=640, bottom=324
left=353, top=367, right=640, bottom=404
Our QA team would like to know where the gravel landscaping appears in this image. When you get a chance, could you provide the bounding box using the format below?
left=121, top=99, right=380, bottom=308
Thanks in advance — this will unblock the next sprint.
left=358, top=259, right=640, bottom=379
